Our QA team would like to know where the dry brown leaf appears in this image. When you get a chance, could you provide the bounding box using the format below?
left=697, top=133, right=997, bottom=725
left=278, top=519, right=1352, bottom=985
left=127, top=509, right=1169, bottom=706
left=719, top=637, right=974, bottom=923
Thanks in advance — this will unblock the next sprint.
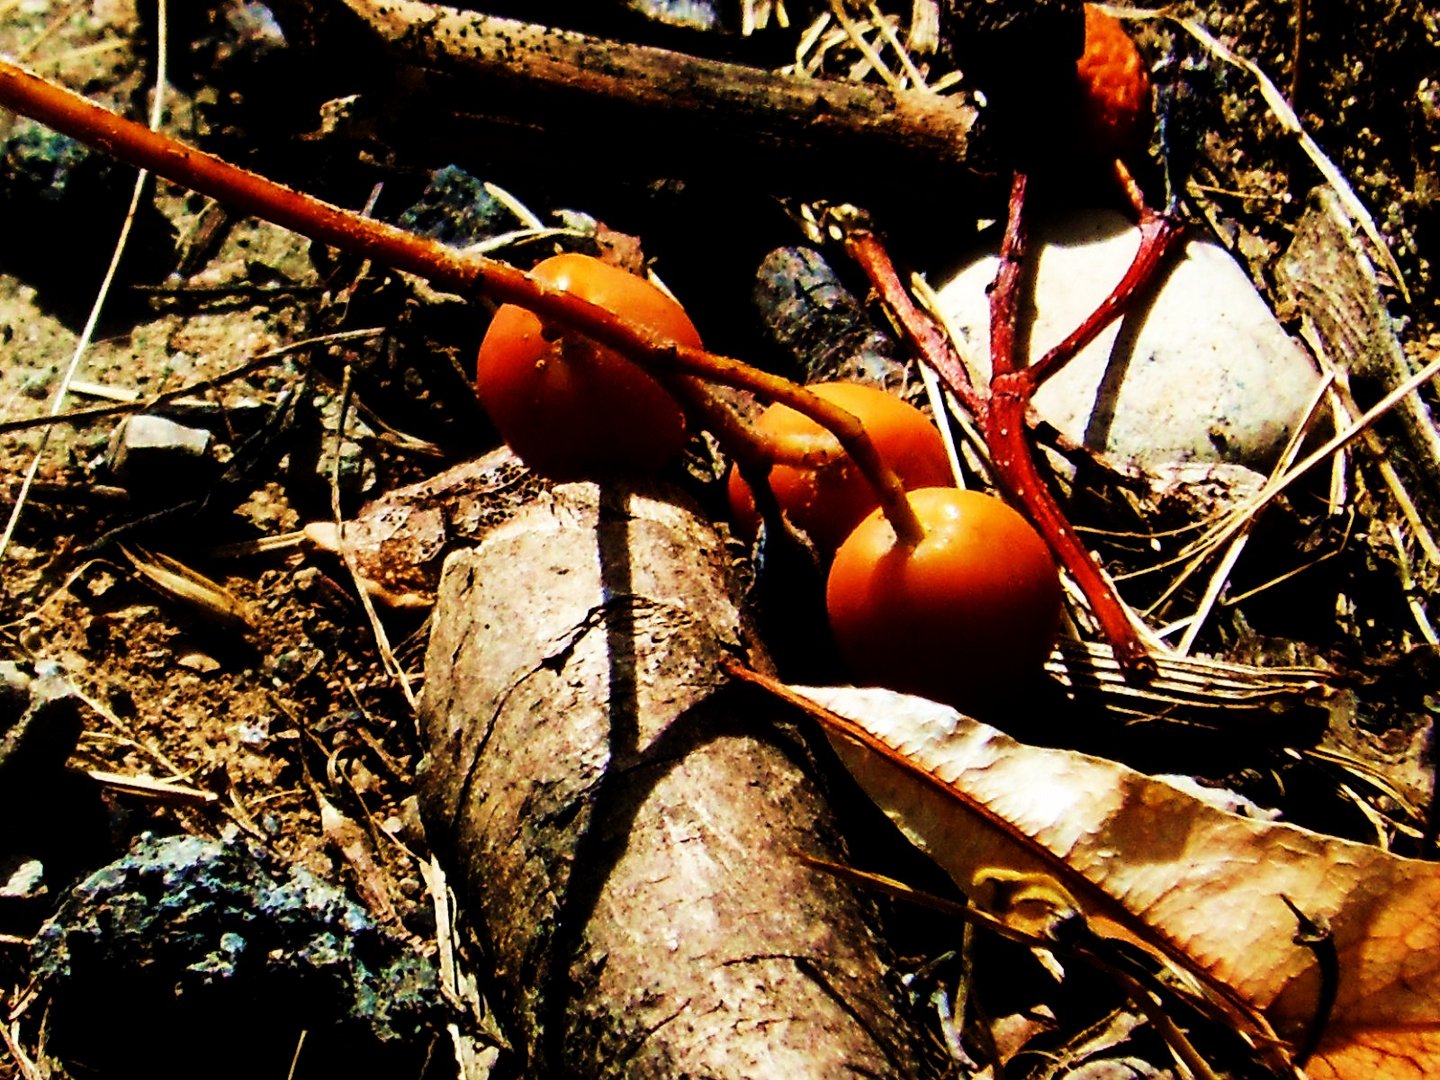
left=793, top=684, right=1440, bottom=1079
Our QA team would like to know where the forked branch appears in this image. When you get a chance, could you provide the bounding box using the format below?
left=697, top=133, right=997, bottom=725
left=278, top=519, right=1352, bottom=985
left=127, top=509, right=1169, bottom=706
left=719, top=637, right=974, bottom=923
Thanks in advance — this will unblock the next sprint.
left=837, top=173, right=1185, bottom=682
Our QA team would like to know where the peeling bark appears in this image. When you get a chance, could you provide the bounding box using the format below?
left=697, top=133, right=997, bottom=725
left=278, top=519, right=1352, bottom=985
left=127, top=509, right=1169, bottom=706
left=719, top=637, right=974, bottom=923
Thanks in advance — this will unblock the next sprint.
left=418, top=476, right=943, bottom=1077
left=284, top=0, right=981, bottom=200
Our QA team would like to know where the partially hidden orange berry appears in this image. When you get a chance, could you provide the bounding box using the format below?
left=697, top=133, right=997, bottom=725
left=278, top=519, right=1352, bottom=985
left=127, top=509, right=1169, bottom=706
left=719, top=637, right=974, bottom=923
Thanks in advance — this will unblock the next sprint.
left=1076, top=4, right=1151, bottom=160
left=727, top=382, right=954, bottom=553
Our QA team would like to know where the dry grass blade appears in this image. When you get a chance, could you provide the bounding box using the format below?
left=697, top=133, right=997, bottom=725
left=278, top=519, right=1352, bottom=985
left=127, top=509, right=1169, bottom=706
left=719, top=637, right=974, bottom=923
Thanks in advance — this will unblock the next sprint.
left=910, top=272, right=993, bottom=487
left=1300, top=746, right=1429, bottom=833
left=0, top=328, right=384, bottom=437
left=317, top=787, right=400, bottom=926
left=14, top=0, right=86, bottom=62
left=119, top=545, right=257, bottom=636
left=1306, top=331, right=1440, bottom=566
left=0, top=1019, right=44, bottom=1080
left=75, top=694, right=190, bottom=779
left=84, top=768, right=219, bottom=807
left=825, top=0, right=904, bottom=89
left=1155, top=351, right=1440, bottom=607
left=862, top=0, right=930, bottom=88
left=1174, top=369, right=1332, bottom=654
left=329, top=366, right=419, bottom=712
left=1381, top=518, right=1440, bottom=646
left=0, top=0, right=169, bottom=564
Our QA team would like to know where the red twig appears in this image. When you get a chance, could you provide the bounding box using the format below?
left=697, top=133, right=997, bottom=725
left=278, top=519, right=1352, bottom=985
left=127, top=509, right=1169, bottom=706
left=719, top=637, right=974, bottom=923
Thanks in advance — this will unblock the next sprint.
left=0, top=58, right=927, bottom=547
left=839, top=172, right=1181, bottom=683
left=987, top=174, right=1157, bottom=681
left=831, top=208, right=987, bottom=420
left=1027, top=211, right=1185, bottom=387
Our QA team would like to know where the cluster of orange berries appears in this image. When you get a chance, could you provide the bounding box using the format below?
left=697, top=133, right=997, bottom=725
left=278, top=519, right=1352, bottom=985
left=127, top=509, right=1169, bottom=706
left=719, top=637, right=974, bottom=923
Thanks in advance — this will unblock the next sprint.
left=475, top=253, right=1061, bottom=708
left=470, top=6, right=1153, bottom=707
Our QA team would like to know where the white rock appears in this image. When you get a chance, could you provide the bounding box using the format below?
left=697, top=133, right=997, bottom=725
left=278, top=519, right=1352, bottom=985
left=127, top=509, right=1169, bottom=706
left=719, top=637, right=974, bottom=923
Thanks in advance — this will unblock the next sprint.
left=934, top=210, right=1323, bottom=469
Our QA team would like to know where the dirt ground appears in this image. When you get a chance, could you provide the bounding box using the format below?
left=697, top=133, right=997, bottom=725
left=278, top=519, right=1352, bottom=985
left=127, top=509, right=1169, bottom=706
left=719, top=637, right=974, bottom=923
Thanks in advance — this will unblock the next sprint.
left=0, top=1, right=1436, bottom=1077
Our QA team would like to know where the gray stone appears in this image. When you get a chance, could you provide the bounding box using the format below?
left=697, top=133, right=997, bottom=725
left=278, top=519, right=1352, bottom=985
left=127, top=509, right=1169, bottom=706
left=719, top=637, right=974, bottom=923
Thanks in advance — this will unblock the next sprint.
left=934, top=209, right=1323, bottom=469
left=105, top=413, right=214, bottom=491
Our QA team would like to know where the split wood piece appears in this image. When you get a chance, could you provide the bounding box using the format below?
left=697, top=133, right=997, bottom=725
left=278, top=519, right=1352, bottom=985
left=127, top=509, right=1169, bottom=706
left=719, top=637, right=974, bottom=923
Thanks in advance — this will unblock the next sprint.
left=319, top=0, right=980, bottom=192
left=418, top=476, right=943, bottom=1078
left=1278, top=186, right=1440, bottom=560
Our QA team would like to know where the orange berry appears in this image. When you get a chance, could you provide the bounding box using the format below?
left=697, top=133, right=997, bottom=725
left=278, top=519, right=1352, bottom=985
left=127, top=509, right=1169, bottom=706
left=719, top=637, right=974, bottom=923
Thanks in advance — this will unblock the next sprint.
left=727, top=382, right=953, bottom=553
left=1076, top=4, right=1151, bottom=160
left=475, top=254, right=699, bottom=480
left=826, top=488, right=1062, bottom=708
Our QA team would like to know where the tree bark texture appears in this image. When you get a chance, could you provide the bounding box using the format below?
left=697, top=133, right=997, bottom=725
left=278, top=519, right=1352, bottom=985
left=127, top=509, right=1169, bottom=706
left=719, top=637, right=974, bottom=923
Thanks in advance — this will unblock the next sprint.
left=418, top=478, right=941, bottom=1077
left=314, top=0, right=982, bottom=199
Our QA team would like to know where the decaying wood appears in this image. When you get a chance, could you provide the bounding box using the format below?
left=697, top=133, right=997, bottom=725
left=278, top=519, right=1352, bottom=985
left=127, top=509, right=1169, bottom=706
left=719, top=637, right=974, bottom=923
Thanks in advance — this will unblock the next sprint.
left=312, top=0, right=980, bottom=195
left=418, top=474, right=942, bottom=1077
left=1278, top=186, right=1440, bottom=547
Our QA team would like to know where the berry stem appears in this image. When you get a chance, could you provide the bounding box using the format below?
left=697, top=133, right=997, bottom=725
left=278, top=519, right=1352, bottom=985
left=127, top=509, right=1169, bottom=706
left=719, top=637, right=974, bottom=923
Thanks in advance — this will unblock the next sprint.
left=0, top=58, right=925, bottom=547
left=828, top=207, right=987, bottom=419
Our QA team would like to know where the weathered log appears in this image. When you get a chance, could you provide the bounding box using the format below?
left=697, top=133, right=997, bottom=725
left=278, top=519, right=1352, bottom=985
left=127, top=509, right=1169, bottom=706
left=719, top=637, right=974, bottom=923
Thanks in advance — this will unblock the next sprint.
left=1277, top=186, right=1440, bottom=550
left=418, top=474, right=943, bottom=1076
left=297, top=0, right=982, bottom=200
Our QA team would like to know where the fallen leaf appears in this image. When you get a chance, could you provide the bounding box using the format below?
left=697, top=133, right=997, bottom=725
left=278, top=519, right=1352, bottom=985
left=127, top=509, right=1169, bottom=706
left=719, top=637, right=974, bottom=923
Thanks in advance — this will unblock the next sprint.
left=784, top=682, right=1440, bottom=1079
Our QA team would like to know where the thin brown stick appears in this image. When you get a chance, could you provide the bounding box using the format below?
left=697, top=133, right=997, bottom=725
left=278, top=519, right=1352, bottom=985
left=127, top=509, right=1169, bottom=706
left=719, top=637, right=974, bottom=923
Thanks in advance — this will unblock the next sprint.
left=0, top=59, right=926, bottom=546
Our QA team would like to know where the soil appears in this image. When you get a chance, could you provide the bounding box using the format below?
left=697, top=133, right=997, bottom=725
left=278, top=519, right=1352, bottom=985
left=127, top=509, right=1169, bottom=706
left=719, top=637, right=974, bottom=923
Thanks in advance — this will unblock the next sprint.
left=0, top=0, right=1436, bottom=1077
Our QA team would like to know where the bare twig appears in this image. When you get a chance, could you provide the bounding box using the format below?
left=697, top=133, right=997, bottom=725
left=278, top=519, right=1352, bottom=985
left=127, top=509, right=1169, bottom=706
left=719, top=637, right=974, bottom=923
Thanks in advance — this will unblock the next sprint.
left=0, top=58, right=926, bottom=546
left=331, top=0, right=975, bottom=183
left=986, top=175, right=1161, bottom=681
